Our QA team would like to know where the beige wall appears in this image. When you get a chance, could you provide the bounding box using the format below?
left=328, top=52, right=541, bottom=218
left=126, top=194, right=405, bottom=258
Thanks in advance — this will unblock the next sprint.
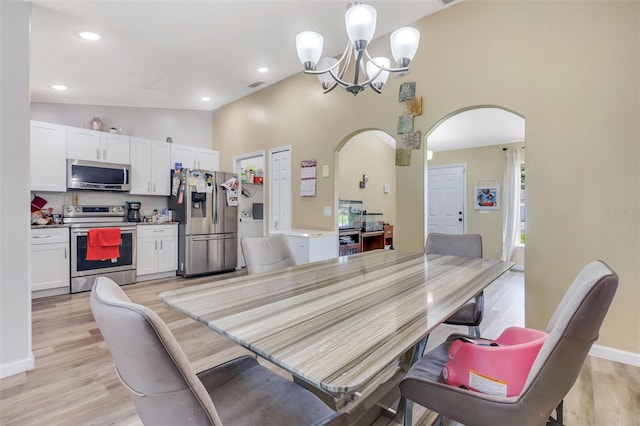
left=338, top=132, right=396, bottom=226
left=428, top=142, right=524, bottom=261
left=212, top=1, right=640, bottom=354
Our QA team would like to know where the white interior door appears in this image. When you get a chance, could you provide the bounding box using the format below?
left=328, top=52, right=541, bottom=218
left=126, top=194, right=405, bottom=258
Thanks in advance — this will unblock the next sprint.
left=269, top=147, right=292, bottom=231
left=427, top=165, right=466, bottom=234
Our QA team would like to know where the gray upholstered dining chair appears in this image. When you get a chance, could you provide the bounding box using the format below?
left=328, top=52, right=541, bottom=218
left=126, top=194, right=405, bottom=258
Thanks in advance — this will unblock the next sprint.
left=400, top=260, right=618, bottom=426
left=90, top=277, right=348, bottom=426
left=241, top=234, right=297, bottom=275
left=425, top=233, right=484, bottom=336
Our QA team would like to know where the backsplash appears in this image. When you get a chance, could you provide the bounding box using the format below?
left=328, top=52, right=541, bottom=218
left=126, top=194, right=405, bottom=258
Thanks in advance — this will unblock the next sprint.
left=31, top=191, right=169, bottom=220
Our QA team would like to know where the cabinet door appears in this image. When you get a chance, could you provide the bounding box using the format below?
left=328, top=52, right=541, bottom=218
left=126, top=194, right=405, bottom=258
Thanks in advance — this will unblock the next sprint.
left=157, top=236, right=178, bottom=273
left=151, top=141, right=171, bottom=195
left=30, top=121, right=67, bottom=192
left=137, top=237, right=158, bottom=275
left=196, top=148, right=220, bottom=171
left=31, top=243, right=69, bottom=291
left=284, top=235, right=309, bottom=265
left=130, top=137, right=152, bottom=195
left=101, top=133, right=130, bottom=164
left=67, top=127, right=102, bottom=161
left=170, top=144, right=197, bottom=170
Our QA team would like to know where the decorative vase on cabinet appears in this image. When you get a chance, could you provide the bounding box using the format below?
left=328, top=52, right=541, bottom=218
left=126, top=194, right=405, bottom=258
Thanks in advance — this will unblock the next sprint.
left=90, top=117, right=103, bottom=131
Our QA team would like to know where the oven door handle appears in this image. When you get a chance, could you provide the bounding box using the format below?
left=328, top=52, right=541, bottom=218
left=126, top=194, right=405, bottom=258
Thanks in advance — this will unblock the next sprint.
left=72, top=227, right=137, bottom=236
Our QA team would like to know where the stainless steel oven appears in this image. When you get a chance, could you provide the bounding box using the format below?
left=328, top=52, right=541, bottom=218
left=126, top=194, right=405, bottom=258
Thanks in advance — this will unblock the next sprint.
left=64, top=205, right=137, bottom=293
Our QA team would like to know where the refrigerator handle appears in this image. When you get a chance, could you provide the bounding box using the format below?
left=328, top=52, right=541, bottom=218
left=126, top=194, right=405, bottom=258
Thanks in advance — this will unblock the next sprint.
left=213, top=174, right=219, bottom=225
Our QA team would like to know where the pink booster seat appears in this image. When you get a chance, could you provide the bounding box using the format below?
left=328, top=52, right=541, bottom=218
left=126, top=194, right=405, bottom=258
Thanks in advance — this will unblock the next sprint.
left=442, top=326, right=548, bottom=397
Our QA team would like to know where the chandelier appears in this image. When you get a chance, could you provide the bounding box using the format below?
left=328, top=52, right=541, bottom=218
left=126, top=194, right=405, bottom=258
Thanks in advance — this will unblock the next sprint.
left=295, top=1, right=420, bottom=96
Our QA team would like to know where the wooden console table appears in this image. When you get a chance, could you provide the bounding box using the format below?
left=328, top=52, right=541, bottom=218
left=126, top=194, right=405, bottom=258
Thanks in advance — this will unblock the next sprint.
left=362, top=230, right=385, bottom=251
left=339, top=228, right=362, bottom=256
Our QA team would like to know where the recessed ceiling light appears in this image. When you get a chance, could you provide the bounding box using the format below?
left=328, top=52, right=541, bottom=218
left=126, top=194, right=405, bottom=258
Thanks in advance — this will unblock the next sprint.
left=50, top=84, right=69, bottom=91
left=257, top=67, right=269, bottom=73
left=201, top=96, right=211, bottom=102
left=78, top=31, right=101, bottom=41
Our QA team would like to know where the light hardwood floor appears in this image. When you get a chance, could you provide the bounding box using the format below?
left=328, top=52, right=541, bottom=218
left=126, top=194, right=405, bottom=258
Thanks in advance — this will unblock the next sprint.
left=1, top=269, right=638, bottom=425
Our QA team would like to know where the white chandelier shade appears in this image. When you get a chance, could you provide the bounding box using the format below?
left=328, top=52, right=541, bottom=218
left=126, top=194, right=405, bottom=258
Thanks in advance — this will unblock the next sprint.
left=345, top=3, right=377, bottom=47
left=295, top=1, right=420, bottom=95
left=390, top=27, right=420, bottom=67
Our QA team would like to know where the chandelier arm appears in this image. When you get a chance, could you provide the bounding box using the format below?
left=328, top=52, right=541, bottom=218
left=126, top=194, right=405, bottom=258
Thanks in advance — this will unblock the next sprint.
left=336, top=44, right=353, bottom=81
left=363, top=50, right=410, bottom=73
left=370, top=84, right=383, bottom=94
left=322, top=82, right=340, bottom=93
left=303, top=42, right=351, bottom=75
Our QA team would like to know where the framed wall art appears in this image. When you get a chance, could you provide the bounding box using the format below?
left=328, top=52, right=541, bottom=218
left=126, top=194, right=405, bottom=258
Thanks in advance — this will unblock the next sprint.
left=474, top=186, right=500, bottom=210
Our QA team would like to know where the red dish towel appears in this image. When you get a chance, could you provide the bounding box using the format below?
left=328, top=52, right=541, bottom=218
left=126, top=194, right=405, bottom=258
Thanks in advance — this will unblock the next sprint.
left=86, top=228, right=121, bottom=261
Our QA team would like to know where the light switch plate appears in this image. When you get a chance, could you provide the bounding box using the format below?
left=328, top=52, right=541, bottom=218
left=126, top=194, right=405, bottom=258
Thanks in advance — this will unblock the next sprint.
left=322, top=165, right=329, bottom=177
left=323, top=206, right=331, bottom=216
left=383, top=184, right=391, bottom=193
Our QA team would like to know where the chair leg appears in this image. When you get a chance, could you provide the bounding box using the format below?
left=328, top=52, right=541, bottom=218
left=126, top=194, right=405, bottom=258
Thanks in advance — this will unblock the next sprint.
left=468, top=325, right=481, bottom=337
left=547, top=400, right=564, bottom=425
left=403, top=399, right=413, bottom=426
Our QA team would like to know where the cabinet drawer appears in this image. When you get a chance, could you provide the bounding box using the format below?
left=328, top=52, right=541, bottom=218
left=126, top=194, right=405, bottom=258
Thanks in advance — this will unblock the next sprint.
left=137, top=224, right=178, bottom=238
left=31, top=228, right=69, bottom=244
left=384, top=225, right=393, bottom=237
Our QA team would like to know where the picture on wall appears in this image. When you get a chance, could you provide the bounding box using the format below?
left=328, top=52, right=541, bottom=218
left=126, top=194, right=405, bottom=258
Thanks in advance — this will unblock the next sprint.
left=474, top=186, right=500, bottom=210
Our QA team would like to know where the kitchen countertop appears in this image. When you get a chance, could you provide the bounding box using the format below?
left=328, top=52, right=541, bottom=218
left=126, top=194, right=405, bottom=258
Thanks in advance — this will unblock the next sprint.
left=30, top=224, right=71, bottom=229
left=271, top=228, right=337, bottom=238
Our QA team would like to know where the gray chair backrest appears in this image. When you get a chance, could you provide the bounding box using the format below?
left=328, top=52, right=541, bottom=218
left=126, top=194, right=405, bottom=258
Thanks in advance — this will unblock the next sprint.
left=519, top=261, right=618, bottom=414
left=241, top=235, right=296, bottom=275
left=90, top=277, right=222, bottom=426
left=425, top=233, right=483, bottom=258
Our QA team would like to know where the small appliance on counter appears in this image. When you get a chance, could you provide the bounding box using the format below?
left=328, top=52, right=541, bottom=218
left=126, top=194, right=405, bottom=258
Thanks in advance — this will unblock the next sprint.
left=126, top=201, right=142, bottom=222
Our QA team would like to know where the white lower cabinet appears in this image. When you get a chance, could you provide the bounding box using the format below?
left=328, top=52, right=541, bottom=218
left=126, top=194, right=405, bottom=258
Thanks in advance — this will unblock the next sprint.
left=136, top=224, right=178, bottom=281
left=272, top=229, right=338, bottom=265
left=31, top=227, right=70, bottom=298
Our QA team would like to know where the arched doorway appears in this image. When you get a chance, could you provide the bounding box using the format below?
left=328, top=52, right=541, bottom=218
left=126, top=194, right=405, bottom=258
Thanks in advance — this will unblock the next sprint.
left=334, top=129, right=397, bottom=254
left=424, top=106, right=525, bottom=266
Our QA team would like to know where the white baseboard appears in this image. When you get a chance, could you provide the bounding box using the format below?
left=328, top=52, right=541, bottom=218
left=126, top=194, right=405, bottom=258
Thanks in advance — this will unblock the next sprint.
left=0, top=354, right=34, bottom=379
left=589, top=344, right=640, bottom=367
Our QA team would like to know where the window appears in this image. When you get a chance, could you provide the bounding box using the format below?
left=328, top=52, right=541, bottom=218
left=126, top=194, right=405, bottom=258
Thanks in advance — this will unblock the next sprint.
left=519, top=163, right=526, bottom=245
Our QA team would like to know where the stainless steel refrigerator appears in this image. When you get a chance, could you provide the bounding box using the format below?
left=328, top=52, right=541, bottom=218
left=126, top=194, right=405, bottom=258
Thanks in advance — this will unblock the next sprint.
left=169, top=169, right=238, bottom=277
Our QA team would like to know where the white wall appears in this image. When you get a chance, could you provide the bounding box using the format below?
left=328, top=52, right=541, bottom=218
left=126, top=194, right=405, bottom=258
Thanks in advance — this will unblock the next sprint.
left=31, top=102, right=213, bottom=149
left=1, top=0, right=34, bottom=378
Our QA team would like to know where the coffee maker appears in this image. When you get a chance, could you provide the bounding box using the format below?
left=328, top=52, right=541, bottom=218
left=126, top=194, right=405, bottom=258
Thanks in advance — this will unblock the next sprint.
left=126, top=201, right=142, bottom=222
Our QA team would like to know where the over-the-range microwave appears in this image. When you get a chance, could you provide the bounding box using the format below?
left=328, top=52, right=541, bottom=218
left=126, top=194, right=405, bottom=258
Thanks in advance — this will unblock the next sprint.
left=67, top=159, right=130, bottom=191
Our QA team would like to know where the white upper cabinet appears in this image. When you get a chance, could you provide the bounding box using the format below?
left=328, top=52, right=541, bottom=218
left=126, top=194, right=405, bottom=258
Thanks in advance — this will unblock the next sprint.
left=67, top=127, right=130, bottom=164
left=196, top=148, right=220, bottom=171
left=130, top=137, right=171, bottom=195
left=170, top=143, right=220, bottom=171
left=101, top=133, right=130, bottom=164
left=30, top=121, right=67, bottom=192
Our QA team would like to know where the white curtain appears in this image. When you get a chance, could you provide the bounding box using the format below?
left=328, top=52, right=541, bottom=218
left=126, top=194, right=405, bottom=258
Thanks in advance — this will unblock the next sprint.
left=501, top=148, right=523, bottom=262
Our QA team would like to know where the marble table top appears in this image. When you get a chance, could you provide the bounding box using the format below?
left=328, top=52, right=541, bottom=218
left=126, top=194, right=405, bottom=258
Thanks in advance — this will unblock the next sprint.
left=160, top=250, right=513, bottom=396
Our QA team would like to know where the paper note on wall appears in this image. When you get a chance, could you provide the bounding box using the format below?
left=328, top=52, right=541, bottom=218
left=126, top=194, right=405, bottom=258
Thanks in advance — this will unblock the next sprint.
left=300, top=159, right=317, bottom=197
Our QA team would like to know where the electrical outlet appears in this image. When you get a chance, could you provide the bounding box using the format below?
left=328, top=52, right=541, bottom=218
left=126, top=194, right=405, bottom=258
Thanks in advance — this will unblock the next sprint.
left=496, top=246, right=502, bottom=254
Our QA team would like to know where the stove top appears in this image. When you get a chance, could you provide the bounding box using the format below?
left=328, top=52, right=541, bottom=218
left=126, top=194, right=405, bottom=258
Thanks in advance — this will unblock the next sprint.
left=63, top=205, right=126, bottom=225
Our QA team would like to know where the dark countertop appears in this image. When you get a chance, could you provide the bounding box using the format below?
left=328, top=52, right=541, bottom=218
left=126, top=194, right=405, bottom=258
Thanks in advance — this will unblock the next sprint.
left=30, top=224, right=71, bottom=229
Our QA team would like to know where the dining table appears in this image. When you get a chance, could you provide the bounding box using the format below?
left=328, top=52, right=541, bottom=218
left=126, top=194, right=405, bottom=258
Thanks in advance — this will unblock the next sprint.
left=160, top=249, right=514, bottom=425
